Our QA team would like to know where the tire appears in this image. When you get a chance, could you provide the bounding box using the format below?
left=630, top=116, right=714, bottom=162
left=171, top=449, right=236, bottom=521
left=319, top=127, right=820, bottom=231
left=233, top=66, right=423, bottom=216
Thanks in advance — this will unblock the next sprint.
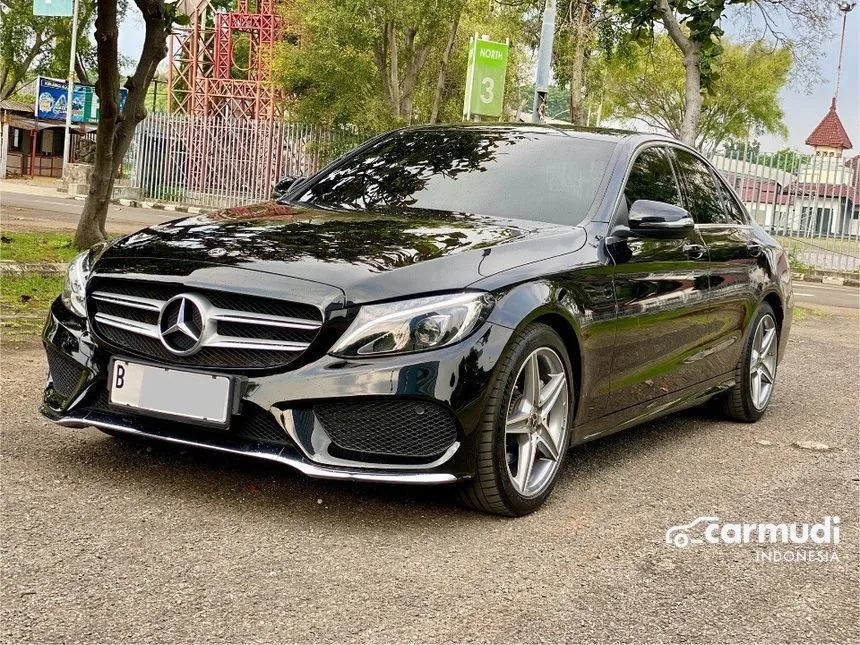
left=459, top=323, right=575, bottom=516
left=722, top=302, right=778, bottom=422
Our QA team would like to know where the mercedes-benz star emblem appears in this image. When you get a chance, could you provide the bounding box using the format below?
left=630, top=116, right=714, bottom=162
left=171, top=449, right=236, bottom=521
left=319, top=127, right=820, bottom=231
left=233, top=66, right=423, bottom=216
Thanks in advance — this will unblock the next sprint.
left=158, top=294, right=206, bottom=356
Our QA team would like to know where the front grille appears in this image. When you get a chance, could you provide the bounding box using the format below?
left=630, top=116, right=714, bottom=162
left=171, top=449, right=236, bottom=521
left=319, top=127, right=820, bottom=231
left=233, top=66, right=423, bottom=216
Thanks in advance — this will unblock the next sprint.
left=314, top=400, right=458, bottom=461
left=88, top=389, right=291, bottom=447
left=88, top=277, right=323, bottom=371
left=47, top=346, right=86, bottom=398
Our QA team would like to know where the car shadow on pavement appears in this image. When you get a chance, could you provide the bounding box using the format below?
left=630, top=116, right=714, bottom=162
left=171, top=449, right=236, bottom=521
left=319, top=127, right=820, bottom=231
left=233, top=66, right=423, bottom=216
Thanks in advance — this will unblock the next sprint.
left=41, top=400, right=725, bottom=523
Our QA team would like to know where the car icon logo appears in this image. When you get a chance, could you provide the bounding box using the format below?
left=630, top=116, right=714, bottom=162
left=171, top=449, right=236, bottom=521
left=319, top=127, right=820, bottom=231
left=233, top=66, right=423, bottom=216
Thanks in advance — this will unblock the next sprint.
left=665, top=516, right=720, bottom=549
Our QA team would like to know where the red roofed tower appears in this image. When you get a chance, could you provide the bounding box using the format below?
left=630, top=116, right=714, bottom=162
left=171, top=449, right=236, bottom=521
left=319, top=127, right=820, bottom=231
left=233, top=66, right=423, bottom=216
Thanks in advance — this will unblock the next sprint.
left=805, top=98, right=853, bottom=155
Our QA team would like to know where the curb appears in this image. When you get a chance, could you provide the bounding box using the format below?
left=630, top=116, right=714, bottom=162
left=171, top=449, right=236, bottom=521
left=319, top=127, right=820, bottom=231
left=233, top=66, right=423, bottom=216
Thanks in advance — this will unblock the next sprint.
left=57, top=192, right=209, bottom=214
left=0, top=262, right=66, bottom=275
left=133, top=200, right=208, bottom=214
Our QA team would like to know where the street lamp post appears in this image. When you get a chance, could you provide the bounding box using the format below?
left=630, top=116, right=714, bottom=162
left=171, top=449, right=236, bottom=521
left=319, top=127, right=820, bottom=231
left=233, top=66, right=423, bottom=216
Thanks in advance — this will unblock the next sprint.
left=532, top=0, right=557, bottom=123
left=61, top=0, right=81, bottom=178
left=834, top=0, right=856, bottom=105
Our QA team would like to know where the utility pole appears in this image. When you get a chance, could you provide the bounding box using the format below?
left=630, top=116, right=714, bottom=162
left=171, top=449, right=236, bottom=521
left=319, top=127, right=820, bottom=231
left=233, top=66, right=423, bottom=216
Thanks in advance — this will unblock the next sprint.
left=834, top=0, right=857, bottom=105
left=532, top=0, right=557, bottom=123
left=61, top=0, right=81, bottom=176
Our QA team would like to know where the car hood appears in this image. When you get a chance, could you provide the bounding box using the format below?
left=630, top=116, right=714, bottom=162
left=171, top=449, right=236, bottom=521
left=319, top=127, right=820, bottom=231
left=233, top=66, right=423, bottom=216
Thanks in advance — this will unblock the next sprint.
left=101, top=202, right=586, bottom=303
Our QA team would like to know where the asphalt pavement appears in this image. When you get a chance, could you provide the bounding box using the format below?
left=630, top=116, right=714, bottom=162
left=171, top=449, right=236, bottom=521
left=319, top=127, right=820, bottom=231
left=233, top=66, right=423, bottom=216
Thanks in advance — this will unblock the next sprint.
left=1, top=307, right=858, bottom=642
left=1, top=188, right=175, bottom=234
left=793, top=281, right=860, bottom=310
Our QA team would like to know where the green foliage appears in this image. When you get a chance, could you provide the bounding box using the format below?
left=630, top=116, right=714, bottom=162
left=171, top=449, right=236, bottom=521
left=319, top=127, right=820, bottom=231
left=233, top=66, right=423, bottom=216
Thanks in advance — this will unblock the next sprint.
left=723, top=142, right=810, bottom=171
left=755, top=148, right=810, bottom=172
left=596, top=35, right=791, bottom=153
left=0, top=0, right=118, bottom=97
left=274, top=0, right=527, bottom=129
left=607, top=0, right=747, bottom=88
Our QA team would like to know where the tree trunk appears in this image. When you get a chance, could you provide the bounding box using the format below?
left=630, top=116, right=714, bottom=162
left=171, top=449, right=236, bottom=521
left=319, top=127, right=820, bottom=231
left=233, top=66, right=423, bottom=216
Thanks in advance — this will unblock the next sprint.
left=430, top=14, right=460, bottom=124
left=386, top=22, right=401, bottom=118
left=399, top=40, right=429, bottom=122
left=657, top=0, right=702, bottom=147
left=112, top=0, right=170, bottom=165
left=74, top=0, right=120, bottom=249
left=568, top=3, right=590, bottom=126
left=74, top=0, right=170, bottom=249
left=679, top=46, right=702, bottom=146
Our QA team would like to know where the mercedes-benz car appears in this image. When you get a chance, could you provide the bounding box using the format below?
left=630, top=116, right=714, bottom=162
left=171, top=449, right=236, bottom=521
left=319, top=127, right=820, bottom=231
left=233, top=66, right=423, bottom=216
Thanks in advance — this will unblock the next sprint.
left=41, top=125, right=792, bottom=515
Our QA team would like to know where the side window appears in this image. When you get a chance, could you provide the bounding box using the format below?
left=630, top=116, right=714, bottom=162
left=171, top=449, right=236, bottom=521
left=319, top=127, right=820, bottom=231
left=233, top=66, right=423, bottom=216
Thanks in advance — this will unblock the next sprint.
left=714, top=176, right=748, bottom=225
left=623, top=147, right=682, bottom=209
left=672, top=149, right=729, bottom=225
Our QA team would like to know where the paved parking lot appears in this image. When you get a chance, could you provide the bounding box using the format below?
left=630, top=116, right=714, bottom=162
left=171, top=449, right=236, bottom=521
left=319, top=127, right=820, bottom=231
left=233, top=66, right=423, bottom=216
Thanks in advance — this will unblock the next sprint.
left=1, top=307, right=858, bottom=643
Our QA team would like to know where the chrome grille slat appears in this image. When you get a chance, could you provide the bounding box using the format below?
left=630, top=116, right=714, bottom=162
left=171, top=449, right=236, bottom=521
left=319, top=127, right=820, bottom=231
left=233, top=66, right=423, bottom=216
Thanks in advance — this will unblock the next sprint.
left=88, top=278, right=323, bottom=370
left=92, top=291, right=164, bottom=312
left=209, top=310, right=321, bottom=330
left=94, top=313, right=161, bottom=339
left=207, top=336, right=309, bottom=352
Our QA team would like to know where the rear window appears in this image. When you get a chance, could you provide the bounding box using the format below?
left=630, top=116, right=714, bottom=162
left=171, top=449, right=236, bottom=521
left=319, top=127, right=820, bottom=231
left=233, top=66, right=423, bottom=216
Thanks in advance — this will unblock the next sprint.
left=293, top=128, right=617, bottom=226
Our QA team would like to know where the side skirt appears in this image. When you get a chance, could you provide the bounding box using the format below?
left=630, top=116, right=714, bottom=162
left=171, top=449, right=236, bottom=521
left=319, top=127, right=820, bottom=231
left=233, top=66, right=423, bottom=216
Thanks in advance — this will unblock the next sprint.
left=571, top=373, right=736, bottom=446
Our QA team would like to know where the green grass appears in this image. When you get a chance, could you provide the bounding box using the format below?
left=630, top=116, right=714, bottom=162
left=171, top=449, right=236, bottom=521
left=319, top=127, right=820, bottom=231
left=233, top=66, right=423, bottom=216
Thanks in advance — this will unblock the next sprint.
left=0, top=232, right=78, bottom=264
left=0, top=274, right=63, bottom=340
left=792, top=306, right=831, bottom=322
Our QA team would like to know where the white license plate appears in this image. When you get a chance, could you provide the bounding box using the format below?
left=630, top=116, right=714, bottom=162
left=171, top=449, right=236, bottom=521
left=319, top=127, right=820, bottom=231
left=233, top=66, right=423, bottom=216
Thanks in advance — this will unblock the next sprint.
left=109, top=360, right=233, bottom=426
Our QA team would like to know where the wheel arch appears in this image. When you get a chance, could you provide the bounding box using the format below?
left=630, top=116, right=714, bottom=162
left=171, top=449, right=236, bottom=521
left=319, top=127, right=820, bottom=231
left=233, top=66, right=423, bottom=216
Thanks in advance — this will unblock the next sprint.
left=762, top=291, right=784, bottom=338
left=488, top=282, right=586, bottom=419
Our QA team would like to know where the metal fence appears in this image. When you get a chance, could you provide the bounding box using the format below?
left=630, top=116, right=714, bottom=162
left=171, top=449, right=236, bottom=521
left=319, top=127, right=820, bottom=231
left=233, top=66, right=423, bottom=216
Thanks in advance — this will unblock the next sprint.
left=126, top=113, right=369, bottom=209
left=123, top=116, right=859, bottom=273
left=710, top=149, right=859, bottom=273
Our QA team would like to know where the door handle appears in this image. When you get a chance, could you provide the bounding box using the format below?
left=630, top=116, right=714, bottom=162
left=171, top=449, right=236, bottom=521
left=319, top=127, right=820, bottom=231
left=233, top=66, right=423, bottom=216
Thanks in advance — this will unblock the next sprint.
left=683, top=243, right=706, bottom=260
left=747, top=241, right=763, bottom=257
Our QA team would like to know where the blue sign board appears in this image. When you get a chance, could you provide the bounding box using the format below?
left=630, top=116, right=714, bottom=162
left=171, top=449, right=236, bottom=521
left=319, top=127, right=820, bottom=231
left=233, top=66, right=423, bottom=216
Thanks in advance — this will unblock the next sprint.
left=32, top=0, right=73, bottom=16
left=35, top=76, right=128, bottom=123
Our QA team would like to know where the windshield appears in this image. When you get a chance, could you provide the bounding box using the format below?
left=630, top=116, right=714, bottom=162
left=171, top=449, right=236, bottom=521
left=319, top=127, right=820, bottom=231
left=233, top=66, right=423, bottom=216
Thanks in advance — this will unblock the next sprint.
left=292, top=128, right=617, bottom=226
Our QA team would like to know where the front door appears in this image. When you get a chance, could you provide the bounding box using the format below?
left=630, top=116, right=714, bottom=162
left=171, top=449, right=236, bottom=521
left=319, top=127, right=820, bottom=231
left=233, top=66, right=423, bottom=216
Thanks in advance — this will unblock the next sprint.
left=606, top=145, right=713, bottom=413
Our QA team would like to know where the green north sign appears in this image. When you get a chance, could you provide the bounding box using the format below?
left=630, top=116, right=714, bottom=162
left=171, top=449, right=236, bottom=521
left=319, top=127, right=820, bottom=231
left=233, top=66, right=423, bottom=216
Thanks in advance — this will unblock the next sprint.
left=463, top=39, right=509, bottom=119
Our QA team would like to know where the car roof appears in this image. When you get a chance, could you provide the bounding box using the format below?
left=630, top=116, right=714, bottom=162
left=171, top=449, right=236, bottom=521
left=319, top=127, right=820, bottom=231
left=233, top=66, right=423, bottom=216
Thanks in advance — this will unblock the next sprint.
left=401, top=122, right=676, bottom=146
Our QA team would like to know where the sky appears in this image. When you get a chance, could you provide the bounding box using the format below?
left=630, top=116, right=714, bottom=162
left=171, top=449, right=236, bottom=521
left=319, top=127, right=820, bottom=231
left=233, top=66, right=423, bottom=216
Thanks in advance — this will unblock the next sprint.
left=116, top=6, right=859, bottom=153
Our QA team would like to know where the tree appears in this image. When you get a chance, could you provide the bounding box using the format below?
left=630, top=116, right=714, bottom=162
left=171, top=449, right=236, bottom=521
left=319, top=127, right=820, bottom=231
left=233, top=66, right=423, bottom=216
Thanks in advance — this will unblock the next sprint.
left=606, top=0, right=832, bottom=147
left=73, top=0, right=184, bottom=248
left=275, top=0, right=525, bottom=129
left=0, top=0, right=100, bottom=99
left=597, top=35, right=791, bottom=154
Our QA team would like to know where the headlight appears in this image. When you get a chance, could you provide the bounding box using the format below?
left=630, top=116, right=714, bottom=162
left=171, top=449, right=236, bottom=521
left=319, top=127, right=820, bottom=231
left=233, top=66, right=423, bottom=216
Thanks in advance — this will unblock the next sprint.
left=329, top=292, right=495, bottom=357
left=61, top=243, right=105, bottom=317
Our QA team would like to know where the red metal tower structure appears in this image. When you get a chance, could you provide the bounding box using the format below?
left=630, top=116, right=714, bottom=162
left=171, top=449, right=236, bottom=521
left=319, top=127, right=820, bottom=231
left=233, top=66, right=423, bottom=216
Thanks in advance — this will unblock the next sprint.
left=167, top=0, right=285, bottom=120
left=163, top=0, right=288, bottom=200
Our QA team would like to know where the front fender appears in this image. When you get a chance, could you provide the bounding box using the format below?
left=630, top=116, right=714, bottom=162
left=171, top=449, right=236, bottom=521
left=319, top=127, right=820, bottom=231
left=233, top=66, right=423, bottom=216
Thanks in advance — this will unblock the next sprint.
left=480, top=267, right=617, bottom=425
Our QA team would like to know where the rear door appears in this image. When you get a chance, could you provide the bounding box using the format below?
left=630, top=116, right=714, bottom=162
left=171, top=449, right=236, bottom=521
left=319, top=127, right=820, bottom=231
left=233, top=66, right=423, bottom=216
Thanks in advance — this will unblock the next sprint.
left=669, top=147, right=760, bottom=378
left=606, top=145, right=713, bottom=413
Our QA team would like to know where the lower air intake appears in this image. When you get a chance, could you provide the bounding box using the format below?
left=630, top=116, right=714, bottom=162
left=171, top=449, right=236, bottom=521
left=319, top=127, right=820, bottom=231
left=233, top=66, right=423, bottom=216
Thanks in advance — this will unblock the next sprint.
left=314, top=400, right=458, bottom=461
left=47, top=346, right=86, bottom=399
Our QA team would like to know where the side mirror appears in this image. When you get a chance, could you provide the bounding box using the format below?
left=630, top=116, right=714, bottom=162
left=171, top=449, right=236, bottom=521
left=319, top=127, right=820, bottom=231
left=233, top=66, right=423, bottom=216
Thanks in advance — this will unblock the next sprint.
left=627, top=200, right=694, bottom=238
left=272, top=175, right=301, bottom=200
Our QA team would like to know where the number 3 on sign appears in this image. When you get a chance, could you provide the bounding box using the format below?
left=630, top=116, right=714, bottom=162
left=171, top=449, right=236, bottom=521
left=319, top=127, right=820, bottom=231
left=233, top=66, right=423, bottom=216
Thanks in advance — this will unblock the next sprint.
left=480, top=77, right=495, bottom=104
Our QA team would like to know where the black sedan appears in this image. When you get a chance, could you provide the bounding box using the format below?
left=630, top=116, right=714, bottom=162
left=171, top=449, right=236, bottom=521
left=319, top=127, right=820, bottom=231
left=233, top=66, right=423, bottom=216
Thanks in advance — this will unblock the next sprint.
left=41, top=125, right=793, bottom=515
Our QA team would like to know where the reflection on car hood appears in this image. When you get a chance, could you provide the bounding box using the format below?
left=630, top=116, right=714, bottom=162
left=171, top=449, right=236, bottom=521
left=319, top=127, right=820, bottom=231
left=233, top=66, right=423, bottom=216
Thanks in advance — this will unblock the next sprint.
left=101, top=202, right=586, bottom=303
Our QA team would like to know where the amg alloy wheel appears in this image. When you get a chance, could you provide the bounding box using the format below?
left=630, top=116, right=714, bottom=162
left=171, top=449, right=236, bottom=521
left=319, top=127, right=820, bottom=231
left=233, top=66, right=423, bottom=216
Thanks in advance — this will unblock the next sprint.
left=504, top=347, right=569, bottom=497
left=723, top=302, right=778, bottom=422
left=459, top=323, right=574, bottom=516
left=749, top=314, right=777, bottom=411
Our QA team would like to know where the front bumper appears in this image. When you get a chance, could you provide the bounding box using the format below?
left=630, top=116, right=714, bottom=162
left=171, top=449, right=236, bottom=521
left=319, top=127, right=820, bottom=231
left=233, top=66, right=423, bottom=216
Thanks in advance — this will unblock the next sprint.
left=41, top=298, right=515, bottom=484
